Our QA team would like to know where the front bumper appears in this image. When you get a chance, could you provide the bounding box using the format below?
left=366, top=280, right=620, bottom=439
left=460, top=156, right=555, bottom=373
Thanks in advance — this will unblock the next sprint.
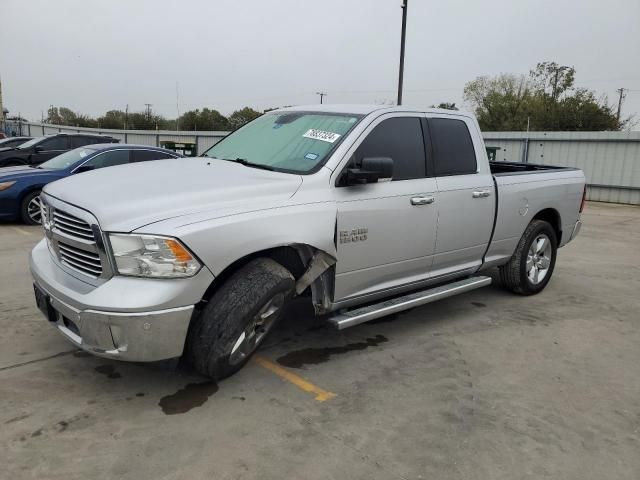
left=30, top=239, right=215, bottom=362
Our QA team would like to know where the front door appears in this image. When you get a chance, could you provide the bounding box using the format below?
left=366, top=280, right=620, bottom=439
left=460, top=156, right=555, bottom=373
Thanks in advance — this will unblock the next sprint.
left=333, top=114, right=438, bottom=303
left=31, top=136, right=69, bottom=165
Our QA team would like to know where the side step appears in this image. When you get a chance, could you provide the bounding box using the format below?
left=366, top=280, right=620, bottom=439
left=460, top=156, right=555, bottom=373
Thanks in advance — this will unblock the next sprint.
left=328, top=276, right=492, bottom=330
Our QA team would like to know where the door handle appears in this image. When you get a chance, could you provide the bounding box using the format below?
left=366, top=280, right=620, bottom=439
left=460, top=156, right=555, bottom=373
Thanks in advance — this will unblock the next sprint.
left=410, top=195, right=435, bottom=206
left=472, top=190, right=492, bottom=198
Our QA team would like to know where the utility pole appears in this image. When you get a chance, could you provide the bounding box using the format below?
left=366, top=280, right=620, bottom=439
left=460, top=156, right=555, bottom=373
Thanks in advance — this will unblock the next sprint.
left=397, top=0, right=408, bottom=105
left=316, top=92, right=327, bottom=104
left=616, top=88, right=626, bottom=123
left=144, top=103, right=152, bottom=121
left=124, top=104, right=129, bottom=129
left=176, top=82, right=180, bottom=131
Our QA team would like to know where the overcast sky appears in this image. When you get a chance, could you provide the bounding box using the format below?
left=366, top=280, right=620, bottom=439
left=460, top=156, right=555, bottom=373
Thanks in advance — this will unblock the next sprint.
left=2, top=0, right=639, bottom=127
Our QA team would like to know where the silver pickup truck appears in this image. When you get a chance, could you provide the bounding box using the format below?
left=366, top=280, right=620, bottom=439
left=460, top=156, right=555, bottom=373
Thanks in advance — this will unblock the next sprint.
left=30, top=105, right=585, bottom=379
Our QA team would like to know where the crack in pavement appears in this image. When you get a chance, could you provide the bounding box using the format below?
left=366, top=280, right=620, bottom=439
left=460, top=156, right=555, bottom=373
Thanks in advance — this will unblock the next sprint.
left=0, top=350, right=78, bottom=372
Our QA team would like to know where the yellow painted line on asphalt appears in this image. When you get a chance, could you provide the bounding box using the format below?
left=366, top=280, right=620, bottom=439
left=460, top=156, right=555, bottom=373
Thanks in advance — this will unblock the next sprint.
left=13, top=227, right=33, bottom=236
left=253, top=355, right=337, bottom=402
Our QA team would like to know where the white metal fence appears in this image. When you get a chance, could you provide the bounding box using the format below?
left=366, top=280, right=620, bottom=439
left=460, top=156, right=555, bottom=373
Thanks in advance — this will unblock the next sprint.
left=8, top=121, right=640, bottom=205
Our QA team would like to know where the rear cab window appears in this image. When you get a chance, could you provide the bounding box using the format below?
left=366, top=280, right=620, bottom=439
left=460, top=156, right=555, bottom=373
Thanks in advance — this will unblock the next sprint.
left=428, top=118, right=477, bottom=176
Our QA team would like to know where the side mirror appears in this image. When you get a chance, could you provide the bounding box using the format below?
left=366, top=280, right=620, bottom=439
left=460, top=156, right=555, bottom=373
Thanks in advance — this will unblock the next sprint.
left=34, top=146, right=44, bottom=153
left=344, top=157, right=393, bottom=185
left=74, top=165, right=94, bottom=174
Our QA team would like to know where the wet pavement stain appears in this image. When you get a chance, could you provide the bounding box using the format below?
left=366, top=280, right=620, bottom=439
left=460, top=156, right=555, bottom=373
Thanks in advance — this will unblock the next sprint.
left=276, top=334, right=389, bottom=368
left=158, top=382, right=219, bottom=415
left=471, top=302, right=487, bottom=308
left=94, top=364, right=122, bottom=379
left=135, top=392, right=145, bottom=397
left=73, top=351, right=91, bottom=358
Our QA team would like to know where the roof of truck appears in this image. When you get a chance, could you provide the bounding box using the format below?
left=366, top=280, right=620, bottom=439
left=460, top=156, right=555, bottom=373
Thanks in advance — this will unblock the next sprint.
left=279, top=104, right=472, bottom=117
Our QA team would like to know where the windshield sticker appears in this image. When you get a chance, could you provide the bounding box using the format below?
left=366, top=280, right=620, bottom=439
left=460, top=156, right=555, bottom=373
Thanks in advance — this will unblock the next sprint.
left=304, top=152, right=319, bottom=161
left=303, top=129, right=341, bottom=143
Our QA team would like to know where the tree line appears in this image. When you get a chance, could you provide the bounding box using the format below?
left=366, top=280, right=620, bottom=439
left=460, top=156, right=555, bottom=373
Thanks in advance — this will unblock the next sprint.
left=43, top=61, right=630, bottom=132
left=45, top=106, right=262, bottom=131
left=462, top=61, right=629, bottom=131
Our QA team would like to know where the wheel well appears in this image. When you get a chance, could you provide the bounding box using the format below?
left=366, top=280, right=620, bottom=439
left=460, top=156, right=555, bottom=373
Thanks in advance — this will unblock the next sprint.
left=533, top=208, right=562, bottom=243
left=199, top=245, right=312, bottom=305
left=18, top=186, right=43, bottom=208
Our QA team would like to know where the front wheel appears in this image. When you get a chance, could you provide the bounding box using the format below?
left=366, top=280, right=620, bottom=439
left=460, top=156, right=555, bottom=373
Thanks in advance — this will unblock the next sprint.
left=20, top=190, right=43, bottom=225
left=499, top=219, right=558, bottom=295
left=186, top=258, right=294, bottom=379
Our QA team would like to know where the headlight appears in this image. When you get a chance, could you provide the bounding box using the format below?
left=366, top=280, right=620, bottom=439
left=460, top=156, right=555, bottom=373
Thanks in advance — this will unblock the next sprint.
left=109, top=234, right=201, bottom=278
left=0, top=181, right=16, bottom=192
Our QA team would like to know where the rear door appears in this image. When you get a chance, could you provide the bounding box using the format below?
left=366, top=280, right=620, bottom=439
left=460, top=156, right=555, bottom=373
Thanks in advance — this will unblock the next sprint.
left=428, top=116, right=495, bottom=277
left=333, top=113, right=438, bottom=302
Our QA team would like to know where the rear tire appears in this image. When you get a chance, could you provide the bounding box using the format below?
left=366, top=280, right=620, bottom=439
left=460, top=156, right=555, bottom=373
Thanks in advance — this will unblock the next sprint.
left=499, top=220, right=557, bottom=295
left=20, top=190, right=43, bottom=225
left=186, top=258, right=294, bottom=380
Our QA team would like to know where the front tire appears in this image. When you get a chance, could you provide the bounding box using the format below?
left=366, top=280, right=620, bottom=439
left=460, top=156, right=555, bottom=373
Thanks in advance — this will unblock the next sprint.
left=20, top=190, right=43, bottom=225
left=499, top=220, right=557, bottom=295
left=186, top=258, right=295, bottom=379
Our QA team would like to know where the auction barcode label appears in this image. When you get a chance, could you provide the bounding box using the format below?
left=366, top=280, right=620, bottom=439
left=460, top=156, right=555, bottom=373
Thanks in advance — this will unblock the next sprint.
left=303, top=129, right=341, bottom=143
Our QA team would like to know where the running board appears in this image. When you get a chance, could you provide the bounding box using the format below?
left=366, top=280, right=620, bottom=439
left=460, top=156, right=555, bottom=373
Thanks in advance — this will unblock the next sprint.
left=328, top=276, right=492, bottom=330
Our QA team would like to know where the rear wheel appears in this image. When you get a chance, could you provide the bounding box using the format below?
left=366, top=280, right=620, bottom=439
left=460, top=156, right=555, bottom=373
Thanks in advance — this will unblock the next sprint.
left=499, top=220, right=557, bottom=295
left=186, top=258, right=294, bottom=380
left=20, top=190, right=43, bottom=225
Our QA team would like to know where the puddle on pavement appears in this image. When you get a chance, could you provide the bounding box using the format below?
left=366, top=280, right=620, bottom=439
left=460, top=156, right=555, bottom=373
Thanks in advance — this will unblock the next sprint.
left=94, top=364, right=121, bottom=379
left=158, top=382, right=219, bottom=415
left=276, top=334, right=389, bottom=368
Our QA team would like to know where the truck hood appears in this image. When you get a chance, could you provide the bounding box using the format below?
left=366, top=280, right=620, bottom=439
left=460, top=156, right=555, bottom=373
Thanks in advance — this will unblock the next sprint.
left=43, top=158, right=303, bottom=232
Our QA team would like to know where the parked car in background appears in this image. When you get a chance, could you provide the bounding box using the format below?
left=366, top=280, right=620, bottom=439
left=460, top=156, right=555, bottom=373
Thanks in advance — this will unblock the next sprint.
left=0, top=136, right=33, bottom=149
left=0, top=133, right=119, bottom=168
left=0, top=144, right=181, bottom=224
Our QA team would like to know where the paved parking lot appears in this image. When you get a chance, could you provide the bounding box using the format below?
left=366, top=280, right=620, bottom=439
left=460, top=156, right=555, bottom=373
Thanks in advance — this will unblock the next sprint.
left=1, top=202, right=639, bottom=480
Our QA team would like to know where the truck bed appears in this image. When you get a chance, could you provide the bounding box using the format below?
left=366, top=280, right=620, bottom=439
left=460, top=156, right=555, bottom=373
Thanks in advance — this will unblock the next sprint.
left=490, top=161, right=578, bottom=176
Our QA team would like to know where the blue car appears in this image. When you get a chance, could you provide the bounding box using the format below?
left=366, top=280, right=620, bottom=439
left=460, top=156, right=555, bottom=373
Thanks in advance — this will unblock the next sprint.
left=0, top=144, right=181, bottom=224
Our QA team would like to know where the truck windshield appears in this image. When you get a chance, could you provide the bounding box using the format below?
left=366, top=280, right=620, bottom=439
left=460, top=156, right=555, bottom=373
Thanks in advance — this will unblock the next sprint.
left=202, top=111, right=362, bottom=173
left=38, top=147, right=96, bottom=170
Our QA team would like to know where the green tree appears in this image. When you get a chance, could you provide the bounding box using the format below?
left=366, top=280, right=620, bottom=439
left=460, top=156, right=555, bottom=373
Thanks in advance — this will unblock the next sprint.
left=97, top=110, right=127, bottom=129
left=431, top=102, right=458, bottom=110
left=463, top=74, right=532, bottom=130
left=464, top=62, right=624, bottom=131
left=228, top=107, right=261, bottom=130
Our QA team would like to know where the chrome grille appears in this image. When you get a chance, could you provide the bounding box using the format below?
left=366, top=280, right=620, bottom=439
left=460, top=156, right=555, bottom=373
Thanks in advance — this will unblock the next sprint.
left=58, top=241, right=103, bottom=277
left=42, top=197, right=109, bottom=281
left=52, top=209, right=95, bottom=241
